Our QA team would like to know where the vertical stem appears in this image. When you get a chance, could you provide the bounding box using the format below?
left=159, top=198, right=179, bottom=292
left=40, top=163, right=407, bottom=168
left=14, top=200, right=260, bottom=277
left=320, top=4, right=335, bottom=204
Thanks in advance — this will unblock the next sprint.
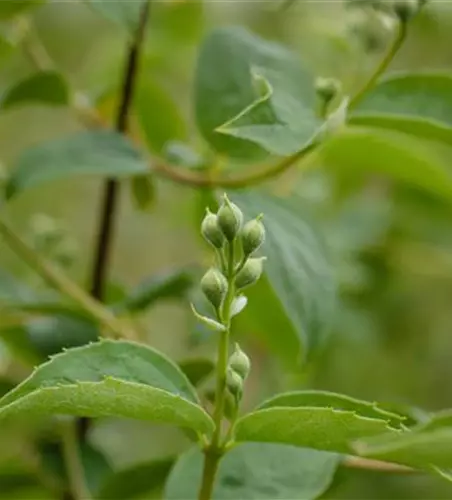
left=79, top=0, right=151, bottom=442
left=198, top=242, right=236, bottom=500
left=60, top=420, right=91, bottom=500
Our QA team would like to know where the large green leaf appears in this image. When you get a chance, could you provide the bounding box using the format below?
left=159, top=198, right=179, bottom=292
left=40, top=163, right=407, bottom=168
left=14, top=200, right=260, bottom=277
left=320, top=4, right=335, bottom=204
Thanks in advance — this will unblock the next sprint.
left=234, top=407, right=399, bottom=454
left=0, top=0, right=45, bottom=19
left=97, top=457, right=174, bottom=500
left=135, top=79, right=187, bottom=154
left=0, top=71, right=69, bottom=110
left=165, top=443, right=340, bottom=499
left=350, top=73, right=452, bottom=144
left=319, top=128, right=452, bottom=203
left=258, top=390, right=404, bottom=426
left=195, top=26, right=319, bottom=159
left=0, top=340, right=213, bottom=435
left=232, top=191, right=336, bottom=361
left=85, top=0, right=147, bottom=32
left=5, top=130, right=148, bottom=199
left=354, top=428, right=452, bottom=470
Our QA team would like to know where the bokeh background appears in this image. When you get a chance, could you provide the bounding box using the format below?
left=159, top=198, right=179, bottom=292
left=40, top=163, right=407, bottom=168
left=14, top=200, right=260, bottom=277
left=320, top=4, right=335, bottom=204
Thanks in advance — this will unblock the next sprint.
left=2, top=0, right=452, bottom=498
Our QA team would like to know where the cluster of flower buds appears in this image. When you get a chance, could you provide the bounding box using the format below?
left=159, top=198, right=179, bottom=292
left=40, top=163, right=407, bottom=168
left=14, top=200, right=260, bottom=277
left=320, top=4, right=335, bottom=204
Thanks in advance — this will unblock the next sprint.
left=196, top=194, right=266, bottom=328
left=226, top=343, right=251, bottom=402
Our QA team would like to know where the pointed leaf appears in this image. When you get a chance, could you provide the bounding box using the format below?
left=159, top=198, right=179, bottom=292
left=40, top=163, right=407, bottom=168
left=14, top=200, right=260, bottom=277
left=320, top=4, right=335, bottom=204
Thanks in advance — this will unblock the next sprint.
left=130, top=174, right=155, bottom=212
left=0, top=71, right=69, bottom=110
left=234, top=407, right=399, bottom=454
left=165, top=443, right=340, bottom=500
left=350, top=73, right=452, bottom=145
left=5, top=130, right=148, bottom=199
left=195, top=26, right=319, bottom=159
left=258, top=390, right=404, bottom=426
left=0, top=340, right=213, bottom=435
left=232, top=191, right=336, bottom=362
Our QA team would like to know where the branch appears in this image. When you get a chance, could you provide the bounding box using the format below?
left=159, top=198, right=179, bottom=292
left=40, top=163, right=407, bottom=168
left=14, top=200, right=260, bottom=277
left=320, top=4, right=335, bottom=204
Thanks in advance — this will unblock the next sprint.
left=0, top=218, right=135, bottom=340
left=343, top=456, right=414, bottom=473
left=349, top=21, right=407, bottom=110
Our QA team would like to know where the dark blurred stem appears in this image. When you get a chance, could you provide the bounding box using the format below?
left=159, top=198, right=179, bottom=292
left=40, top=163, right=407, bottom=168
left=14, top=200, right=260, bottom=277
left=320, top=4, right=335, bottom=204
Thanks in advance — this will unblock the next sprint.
left=77, top=1, right=151, bottom=444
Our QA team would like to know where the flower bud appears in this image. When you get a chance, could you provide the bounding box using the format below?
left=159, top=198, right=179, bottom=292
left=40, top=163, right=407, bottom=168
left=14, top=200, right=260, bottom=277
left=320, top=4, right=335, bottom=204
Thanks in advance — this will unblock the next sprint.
left=235, top=257, right=266, bottom=290
left=315, top=77, right=341, bottom=105
left=241, top=216, right=265, bottom=256
left=201, top=209, right=224, bottom=249
left=226, top=367, right=243, bottom=400
left=229, top=343, right=251, bottom=380
left=200, top=268, right=228, bottom=309
left=393, top=0, right=419, bottom=22
left=217, top=194, right=243, bottom=241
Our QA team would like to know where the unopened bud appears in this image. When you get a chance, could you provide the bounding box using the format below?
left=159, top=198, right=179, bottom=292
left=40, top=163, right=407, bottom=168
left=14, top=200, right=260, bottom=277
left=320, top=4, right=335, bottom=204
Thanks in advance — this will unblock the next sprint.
left=201, top=209, right=224, bottom=249
left=200, top=268, right=228, bottom=309
left=393, top=0, right=419, bottom=22
left=241, top=216, right=265, bottom=256
left=229, top=343, right=251, bottom=380
left=217, top=194, right=243, bottom=241
left=226, top=367, right=243, bottom=400
left=315, top=77, right=341, bottom=105
left=235, top=257, right=266, bottom=290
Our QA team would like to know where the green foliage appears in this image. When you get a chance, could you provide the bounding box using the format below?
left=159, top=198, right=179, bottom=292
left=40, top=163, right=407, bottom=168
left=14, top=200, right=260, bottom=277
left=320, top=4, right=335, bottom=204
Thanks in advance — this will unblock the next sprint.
left=195, top=27, right=320, bottom=159
left=234, top=406, right=399, bottom=453
left=233, top=191, right=336, bottom=361
left=85, top=0, right=147, bottom=32
left=0, top=0, right=44, bottom=20
left=0, top=341, right=213, bottom=435
left=0, top=71, right=69, bottom=110
left=5, top=130, right=148, bottom=199
left=165, top=444, right=340, bottom=500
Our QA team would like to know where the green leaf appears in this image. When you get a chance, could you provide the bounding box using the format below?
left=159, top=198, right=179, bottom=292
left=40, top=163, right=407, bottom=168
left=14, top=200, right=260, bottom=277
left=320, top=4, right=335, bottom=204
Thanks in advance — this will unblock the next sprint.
left=195, top=26, right=319, bottom=159
left=152, top=0, right=203, bottom=44
left=135, top=79, right=187, bottom=154
left=350, top=73, right=452, bottom=145
left=5, top=130, right=148, bottom=199
left=0, top=1, right=44, bottom=19
left=178, top=359, right=214, bottom=387
left=97, top=457, right=174, bottom=500
left=114, top=268, right=194, bottom=314
left=165, top=443, right=340, bottom=500
left=234, top=407, right=399, bottom=454
left=85, top=0, right=147, bottom=32
left=232, top=191, right=336, bottom=361
left=0, top=340, right=214, bottom=435
left=319, top=128, right=452, bottom=203
left=353, top=428, right=452, bottom=470
left=0, top=314, right=98, bottom=363
left=0, top=71, right=69, bottom=111
left=0, top=35, right=14, bottom=62
left=258, top=390, right=405, bottom=426
left=130, top=175, right=155, bottom=212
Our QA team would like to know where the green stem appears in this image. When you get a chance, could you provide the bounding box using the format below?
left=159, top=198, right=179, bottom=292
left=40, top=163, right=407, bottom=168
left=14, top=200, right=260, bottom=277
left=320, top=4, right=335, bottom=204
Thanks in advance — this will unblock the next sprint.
left=349, top=22, right=407, bottom=110
left=0, top=218, right=135, bottom=339
left=60, top=419, right=91, bottom=500
left=198, top=242, right=236, bottom=500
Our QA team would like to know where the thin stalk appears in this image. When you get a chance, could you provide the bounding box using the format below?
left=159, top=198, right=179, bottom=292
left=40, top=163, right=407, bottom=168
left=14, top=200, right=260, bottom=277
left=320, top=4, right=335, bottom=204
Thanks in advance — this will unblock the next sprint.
left=198, top=242, right=236, bottom=500
left=349, top=22, right=407, bottom=110
left=0, top=218, right=133, bottom=339
left=60, top=419, right=91, bottom=500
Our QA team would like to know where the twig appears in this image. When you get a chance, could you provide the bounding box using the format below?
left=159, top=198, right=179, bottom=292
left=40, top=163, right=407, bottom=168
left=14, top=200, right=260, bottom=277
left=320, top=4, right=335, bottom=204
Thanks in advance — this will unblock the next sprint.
left=343, top=456, right=414, bottom=473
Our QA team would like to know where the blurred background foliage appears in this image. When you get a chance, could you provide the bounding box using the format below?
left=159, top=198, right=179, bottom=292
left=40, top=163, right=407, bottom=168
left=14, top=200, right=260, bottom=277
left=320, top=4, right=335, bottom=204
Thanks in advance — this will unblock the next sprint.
left=2, top=0, right=452, bottom=498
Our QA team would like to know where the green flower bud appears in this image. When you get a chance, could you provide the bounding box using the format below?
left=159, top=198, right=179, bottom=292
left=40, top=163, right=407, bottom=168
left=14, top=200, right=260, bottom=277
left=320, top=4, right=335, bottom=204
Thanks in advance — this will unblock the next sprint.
left=201, top=209, right=224, bottom=249
left=241, top=216, right=265, bottom=256
left=235, top=257, right=266, bottom=290
left=200, top=268, right=228, bottom=309
left=393, top=0, right=419, bottom=22
left=229, top=343, right=251, bottom=380
left=226, top=367, right=243, bottom=400
left=315, top=77, right=341, bottom=105
left=217, top=194, right=243, bottom=241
